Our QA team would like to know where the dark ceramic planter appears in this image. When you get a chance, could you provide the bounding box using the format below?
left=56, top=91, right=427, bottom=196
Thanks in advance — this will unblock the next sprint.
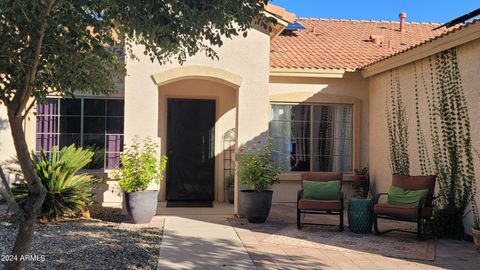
left=228, top=185, right=235, bottom=204
left=240, top=190, right=273, bottom=223
left=124, top=190, right=158, bottom=224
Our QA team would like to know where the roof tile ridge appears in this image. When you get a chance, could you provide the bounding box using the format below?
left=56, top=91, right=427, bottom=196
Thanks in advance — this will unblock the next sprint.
left=297, top=17, right=442, bottom=25
left=362, top=18, right=480, bottom=68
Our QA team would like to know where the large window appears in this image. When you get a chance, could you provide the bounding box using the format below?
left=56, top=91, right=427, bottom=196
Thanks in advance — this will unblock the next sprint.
left=36, top=98, right=124, bottom=169
left=270, top=104, right=353, bottom=172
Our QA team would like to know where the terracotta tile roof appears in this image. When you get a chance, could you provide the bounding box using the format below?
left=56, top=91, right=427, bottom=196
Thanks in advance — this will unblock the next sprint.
left=270, top=18, right=448, bottom=70
left=363, top=18, right=480, bottom=68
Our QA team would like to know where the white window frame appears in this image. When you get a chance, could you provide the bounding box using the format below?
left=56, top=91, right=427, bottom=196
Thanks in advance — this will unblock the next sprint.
left=270, top=102, right=354, bottom=173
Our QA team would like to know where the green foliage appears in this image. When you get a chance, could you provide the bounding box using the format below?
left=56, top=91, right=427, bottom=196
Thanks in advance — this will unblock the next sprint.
left=386, top=69, right=410, bottom=175
left=237, top=140, right=281, bottom=192
left=353, top=167, right=368, bottom=175
left=13, top=145, right=100, bottom=220
left=113, top=137, right=167, bottom=193
left=84, top=145, right=105, bottom=170
left=385, top=49, right=477, bottom=238
left=225, top=173, right=235, bottom=188
left=425, top=49, right=477, bottom=238
left=413, top=62, right=433, bottom=175
left=0, top=0, right=272, bottom=105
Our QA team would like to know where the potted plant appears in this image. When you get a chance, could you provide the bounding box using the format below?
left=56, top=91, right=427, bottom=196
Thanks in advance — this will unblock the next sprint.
left=238, top=140, right=281, bottom=223
left=226, top=174, right=235, bottom=204
left=113, top=137, right=167, bottom=224
left=353, top=167, right=369, bottom=184
left=473, top=216, right=480, bottom=251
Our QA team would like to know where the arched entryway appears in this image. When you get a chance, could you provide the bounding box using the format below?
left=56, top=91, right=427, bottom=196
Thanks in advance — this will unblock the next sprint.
left=152, top=66, right=241, bottom=209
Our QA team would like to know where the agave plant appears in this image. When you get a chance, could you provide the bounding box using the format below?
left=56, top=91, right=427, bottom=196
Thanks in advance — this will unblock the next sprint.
left=13, top=145, right=100, bottom=220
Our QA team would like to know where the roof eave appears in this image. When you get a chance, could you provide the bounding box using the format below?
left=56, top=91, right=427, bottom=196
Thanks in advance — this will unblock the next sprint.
left=264, top=12, right=290, bottom=39
left=264, top=4, right=296, bottom=40
left=362, top=20, right=480, bottom=78
left=270, top=68, right=358, bottom=78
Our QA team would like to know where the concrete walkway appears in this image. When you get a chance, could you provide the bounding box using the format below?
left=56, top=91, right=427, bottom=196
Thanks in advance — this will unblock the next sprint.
left=157, top=215, right=256, bottom=269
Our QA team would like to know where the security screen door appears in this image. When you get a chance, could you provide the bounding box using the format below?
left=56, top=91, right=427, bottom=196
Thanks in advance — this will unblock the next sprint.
left=166, top=99, right=215, bottom=202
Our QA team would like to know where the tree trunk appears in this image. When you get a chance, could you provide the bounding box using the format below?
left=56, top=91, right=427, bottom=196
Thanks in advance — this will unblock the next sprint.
left=4, top=113, right=46, bottom=270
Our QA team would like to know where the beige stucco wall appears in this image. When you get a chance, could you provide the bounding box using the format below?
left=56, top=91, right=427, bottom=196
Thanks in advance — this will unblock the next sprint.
left=124, top=26, right=270, bottom=211
left=0, top=106, right=14, bottom=163
left=268, top=73, right=370, bottom=202
left=0, top=105, right=36, bottom=185
left=368, top=38, right=480, bottom=233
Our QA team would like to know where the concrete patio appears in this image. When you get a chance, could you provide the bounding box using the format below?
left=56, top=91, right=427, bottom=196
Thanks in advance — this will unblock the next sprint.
left=233, top=203, right=480, bottom=270
left=121, top=203, right=480, bottom=269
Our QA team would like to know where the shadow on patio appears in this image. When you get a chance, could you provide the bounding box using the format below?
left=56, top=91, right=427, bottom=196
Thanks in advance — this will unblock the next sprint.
left=227, top=203, right=480, bottom=269
left=156, top=215, right=328, bottom=269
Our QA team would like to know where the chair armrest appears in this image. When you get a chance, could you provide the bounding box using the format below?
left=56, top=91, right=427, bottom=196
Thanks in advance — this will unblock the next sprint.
left=373, top=193, right=388, bottom=204
left=417, top=197, right=427, bottom=218
left=418, top=197, right=426, bottom=208
left=297, top=190, right=303, bottom=202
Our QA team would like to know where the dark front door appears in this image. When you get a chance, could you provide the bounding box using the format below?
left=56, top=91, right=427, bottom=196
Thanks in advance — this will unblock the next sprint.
left=166, top=99, right=215, bottom=202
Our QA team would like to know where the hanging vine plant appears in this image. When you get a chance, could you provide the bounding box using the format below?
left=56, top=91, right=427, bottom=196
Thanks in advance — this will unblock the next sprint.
left=386, top=68, right=410, bottom=175
left=414, top=62, right=433, bottom=175
left=425, top=48, right=477, bottom=239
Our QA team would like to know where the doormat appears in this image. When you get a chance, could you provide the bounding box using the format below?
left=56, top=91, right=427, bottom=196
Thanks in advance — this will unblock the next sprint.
left=166, top=201, right=213, bottom=208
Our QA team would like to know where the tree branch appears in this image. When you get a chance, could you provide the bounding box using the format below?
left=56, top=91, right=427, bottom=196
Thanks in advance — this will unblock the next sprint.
left=0, top=166, right=22, bottom=215
left=0, top=166, right=13, bottom=197
left=14, top=0, right=55, bottom=117
left=22, top=98, right=37, bottom=119
left=20, top=6, right=32, bottom=25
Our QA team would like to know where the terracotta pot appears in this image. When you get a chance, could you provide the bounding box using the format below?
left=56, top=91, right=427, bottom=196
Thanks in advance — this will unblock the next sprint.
left=353, top=174, right=368, bottom=184
left=472, top=227, right=480, bottom=251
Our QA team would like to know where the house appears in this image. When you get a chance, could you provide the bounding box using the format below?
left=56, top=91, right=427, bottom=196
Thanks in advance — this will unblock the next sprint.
left=1, top=5, right=479, bottom=231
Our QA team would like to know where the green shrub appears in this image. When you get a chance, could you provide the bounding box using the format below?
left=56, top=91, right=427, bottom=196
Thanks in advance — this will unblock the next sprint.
left=13, top=145, right=100, bottom=220
left=113, top=137, right=167, bottom=193
left=237, top=140, right=281, bottom=192
left=84, top=145, right=105, bottom=170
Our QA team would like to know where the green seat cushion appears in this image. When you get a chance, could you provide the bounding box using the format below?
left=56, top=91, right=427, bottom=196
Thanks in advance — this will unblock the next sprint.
left=303, top=180, right=341, bottom=200
left=388, top=185, right=429, bottom=207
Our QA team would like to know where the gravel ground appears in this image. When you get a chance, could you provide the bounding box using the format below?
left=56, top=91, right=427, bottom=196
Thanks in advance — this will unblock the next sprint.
left=0, top=205, right=162, bottom=269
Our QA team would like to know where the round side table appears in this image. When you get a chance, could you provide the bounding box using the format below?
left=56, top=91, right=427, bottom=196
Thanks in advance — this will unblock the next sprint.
left=348, top=197, right=373, bottom=234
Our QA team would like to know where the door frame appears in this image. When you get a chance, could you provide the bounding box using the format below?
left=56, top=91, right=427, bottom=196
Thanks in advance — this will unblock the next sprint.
left=161, top=95, right=220, bottom=202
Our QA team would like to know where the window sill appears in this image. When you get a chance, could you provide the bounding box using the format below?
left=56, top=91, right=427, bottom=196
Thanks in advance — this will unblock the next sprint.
left=78, top=169, right=115, bottom=179
left=278, top=172, right=354, bottom=182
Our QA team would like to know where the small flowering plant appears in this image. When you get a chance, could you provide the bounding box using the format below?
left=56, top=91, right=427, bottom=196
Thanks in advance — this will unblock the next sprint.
left=113, top=137, right=167, bottom=193
left=237, top=139, right=281, bottom=192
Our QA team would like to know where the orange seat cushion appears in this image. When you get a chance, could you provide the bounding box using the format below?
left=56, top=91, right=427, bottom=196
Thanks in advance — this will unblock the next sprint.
left=298, top=199, right=342, bottom=211
left=374, top=203, right=432, bottom=219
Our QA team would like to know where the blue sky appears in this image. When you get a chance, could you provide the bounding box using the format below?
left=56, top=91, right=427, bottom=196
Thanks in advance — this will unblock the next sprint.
left=271, top=0, right=479, bottom=23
